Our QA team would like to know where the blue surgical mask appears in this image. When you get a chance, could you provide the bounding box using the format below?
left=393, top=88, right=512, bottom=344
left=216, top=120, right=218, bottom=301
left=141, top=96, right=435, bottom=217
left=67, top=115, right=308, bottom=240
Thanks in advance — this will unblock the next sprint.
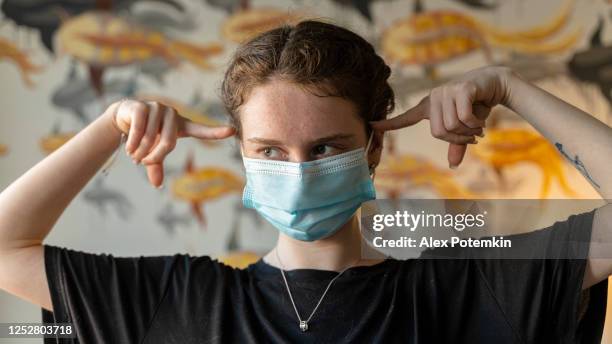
left=242, top=135, right=376, bottom=241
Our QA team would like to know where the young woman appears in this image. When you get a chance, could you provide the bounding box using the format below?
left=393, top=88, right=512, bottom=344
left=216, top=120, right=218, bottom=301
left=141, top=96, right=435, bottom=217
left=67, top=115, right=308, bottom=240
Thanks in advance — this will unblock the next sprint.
left=0, top=20, right=610, bottom=343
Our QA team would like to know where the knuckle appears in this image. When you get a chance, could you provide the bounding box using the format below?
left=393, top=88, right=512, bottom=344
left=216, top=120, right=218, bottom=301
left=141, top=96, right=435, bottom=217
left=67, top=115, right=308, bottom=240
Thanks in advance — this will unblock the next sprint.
left=446, top=118, right=460, bottom=131
left=429, top=88, right=441, bottom=99
left=457, top=110, right=471, bottom=122
left=140, top=137, right=151, bottom=147
left=118, top=98, right=134, bottom=107
left=147, top=101, right=161, bottom=112
left=116, top=100, right=129, bottom=113
left=167, top=106, right=178, bottom=117
left=457, top=110, right=477, bottom=125
left=147, top=155, right=163, bottom=164
left=158, top=140, right=174, bottom=152
left=166, top=107, right=180, bottom=122
left=129, top=101, right=148, bottom=115
left=454, top=81, right=469, bottom=91
left=431, top=126, right=444, bottom=138
left=456, top=89, right=472, bottom=103
left=468, top=82, right=477, bottom=93
left=111, top=99, right=128, bottom=109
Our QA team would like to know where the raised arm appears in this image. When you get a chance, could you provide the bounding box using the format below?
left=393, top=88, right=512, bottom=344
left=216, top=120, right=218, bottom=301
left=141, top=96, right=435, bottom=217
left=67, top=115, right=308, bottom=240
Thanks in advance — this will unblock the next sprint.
left=501, top=69, right=612, bottom=288
left=0, top=100, right=234, bottom=311
left=371, top=66, right=612, bottom=288
left=502, top=69, right=612, bottom=288
left=502, top=69, right=611, bottom=200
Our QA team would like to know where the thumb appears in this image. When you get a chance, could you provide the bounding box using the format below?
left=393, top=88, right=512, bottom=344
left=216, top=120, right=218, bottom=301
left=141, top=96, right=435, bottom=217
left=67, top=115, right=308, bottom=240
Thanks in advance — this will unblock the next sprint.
left=179, top=122, right=236, bottom=140
left=448, top=143, right=467, bottom=169
left=370, top=96, right=428, bottom=132
left=146, top=163, right=164, bottom=188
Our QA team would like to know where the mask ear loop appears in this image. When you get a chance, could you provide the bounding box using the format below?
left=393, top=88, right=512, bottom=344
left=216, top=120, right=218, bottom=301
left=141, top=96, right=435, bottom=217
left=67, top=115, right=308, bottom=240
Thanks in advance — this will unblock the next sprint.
left=365, top=132, right=376, bottom=178
left=364, top=132, right=374, bottom=156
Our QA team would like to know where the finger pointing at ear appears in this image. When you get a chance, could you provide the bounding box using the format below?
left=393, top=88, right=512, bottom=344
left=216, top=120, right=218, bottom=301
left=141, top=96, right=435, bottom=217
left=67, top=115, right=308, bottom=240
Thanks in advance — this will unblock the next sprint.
left=178, top=121, right=236, bottom=139
left=370, top=96, right=429, bottom=132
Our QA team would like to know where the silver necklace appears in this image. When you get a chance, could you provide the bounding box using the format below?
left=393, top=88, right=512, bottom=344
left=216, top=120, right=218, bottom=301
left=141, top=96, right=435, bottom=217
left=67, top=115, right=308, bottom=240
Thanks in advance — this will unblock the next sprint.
left=274, top=247, right=358, bottom=332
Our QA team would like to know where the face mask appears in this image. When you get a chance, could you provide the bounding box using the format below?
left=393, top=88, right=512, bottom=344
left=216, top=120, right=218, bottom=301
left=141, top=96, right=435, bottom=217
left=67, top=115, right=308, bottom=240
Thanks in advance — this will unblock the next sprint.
left=241, top=134, right=376, bottom=241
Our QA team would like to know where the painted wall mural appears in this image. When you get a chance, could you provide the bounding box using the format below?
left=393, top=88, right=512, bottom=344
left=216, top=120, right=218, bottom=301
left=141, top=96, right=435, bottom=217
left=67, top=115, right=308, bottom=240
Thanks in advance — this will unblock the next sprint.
left=382, top=0, right=579, bottom=77
left=0, top=0, right=610, bottom=266
left=1, top=0, right=611, bottom=335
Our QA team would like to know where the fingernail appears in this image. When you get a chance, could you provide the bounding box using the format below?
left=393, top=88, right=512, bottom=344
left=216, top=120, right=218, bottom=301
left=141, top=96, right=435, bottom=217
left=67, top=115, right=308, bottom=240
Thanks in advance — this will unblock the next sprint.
left=156, top=183, right=164, bottom=189
left=477, top=132, right=485, bottom=138
left=449, top=163, right=458, bottom=169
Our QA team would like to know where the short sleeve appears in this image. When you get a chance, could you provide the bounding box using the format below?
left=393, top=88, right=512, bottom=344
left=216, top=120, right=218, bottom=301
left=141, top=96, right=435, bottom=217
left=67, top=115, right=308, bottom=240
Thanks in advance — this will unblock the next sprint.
left=474, top=210, right=608, bottom=343
left=41, top=245, right=179, bottom=344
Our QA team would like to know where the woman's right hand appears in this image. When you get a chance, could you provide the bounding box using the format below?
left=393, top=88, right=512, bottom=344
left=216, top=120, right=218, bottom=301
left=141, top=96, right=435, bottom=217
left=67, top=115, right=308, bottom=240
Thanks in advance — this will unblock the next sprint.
left=108, top=99, right=236, bottom=188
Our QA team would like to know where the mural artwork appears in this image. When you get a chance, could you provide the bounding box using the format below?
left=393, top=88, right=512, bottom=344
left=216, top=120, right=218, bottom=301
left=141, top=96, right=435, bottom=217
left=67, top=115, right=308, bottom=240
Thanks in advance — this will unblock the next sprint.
left=0, top=0, right=610, bottom=268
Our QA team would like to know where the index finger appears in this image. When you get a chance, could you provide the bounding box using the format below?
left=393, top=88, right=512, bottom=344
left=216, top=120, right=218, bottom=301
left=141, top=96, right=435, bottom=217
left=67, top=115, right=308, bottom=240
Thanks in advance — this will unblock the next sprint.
left=179, top=121, right=236, bottom=140
left=370, top=96, right=429, bottom=132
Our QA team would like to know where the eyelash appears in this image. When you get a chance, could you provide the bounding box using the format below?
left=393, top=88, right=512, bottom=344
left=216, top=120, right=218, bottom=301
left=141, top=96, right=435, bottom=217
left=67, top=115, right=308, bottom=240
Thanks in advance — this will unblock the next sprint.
left=258, top=144, right=345, bottom=160
left=262, top=147, right=282, bottom=158
left=312, top=144, right=334, bottom=156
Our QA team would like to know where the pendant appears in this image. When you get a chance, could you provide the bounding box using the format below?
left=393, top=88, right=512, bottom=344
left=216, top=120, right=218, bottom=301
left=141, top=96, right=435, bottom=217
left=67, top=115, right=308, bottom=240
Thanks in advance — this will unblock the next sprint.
left=299, top=321, right=308, bottom=332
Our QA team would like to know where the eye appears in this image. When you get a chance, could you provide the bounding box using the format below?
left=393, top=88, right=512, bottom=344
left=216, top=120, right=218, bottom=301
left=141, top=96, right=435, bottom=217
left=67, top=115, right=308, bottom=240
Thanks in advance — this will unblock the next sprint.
left=311, top=144, right=336, bottom=157
left=262, top=147, right=281, bottom=159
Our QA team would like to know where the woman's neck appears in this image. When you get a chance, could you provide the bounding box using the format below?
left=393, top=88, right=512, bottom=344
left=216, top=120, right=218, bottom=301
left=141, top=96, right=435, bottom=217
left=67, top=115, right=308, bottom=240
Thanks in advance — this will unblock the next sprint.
left=263, top=215, right=387, bottom=271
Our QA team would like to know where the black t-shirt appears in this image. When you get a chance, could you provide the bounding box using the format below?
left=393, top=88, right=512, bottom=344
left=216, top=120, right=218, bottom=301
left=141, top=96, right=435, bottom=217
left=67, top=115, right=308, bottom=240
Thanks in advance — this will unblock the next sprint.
left=41, top=210, right=607, bottom=343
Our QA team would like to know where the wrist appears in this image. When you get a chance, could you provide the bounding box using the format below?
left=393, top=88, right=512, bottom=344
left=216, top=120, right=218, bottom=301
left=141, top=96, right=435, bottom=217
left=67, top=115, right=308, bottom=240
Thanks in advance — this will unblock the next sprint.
left=102, top=101, right=125, bottom=136
left=95, top=104, right=125, bottom=151
left=496, top=66, right=521, bottom=109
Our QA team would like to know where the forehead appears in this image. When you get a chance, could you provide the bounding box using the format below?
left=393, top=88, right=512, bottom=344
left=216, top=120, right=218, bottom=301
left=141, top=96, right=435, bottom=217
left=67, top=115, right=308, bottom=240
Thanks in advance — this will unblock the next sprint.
left=238, top=79, right=365, bottom=142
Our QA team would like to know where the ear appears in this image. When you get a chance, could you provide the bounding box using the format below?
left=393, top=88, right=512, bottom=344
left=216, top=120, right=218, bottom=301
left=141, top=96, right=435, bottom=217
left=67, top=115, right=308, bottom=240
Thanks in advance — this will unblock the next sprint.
left=367, top=131, right=384, bottom=173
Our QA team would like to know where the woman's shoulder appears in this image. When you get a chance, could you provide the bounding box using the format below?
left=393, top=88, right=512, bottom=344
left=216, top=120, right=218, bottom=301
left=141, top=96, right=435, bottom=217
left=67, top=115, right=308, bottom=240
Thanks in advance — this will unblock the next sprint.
left=43, top=244, right=245, bottom=281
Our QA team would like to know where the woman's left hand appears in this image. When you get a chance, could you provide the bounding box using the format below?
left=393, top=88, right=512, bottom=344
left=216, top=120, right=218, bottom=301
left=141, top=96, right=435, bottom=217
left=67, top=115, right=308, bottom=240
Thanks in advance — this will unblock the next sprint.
left=371, top=66, right=512, bottom=168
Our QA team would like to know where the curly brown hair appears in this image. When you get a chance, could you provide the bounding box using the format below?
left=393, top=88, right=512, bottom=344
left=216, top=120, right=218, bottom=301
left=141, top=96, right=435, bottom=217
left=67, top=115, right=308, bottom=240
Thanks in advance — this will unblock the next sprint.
left=220, top=20, right=395, bottom=138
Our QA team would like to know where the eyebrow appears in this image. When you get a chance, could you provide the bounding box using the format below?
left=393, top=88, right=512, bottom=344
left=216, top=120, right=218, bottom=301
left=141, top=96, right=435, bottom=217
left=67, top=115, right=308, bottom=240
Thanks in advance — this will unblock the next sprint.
left=246, top=133, right=355, bottom=146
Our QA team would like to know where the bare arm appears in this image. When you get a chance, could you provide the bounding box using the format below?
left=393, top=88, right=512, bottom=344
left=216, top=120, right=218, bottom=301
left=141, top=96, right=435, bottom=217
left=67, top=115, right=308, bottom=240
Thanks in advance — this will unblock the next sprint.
left=0, top=105, right=122, bottom=311
left=503, top=70, right=611, bottom=201
left=501, top=70, right=612, bottom=289
left=0, top=100, right=234, bottom=311
left=372, top=66, right=612, bottom=289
